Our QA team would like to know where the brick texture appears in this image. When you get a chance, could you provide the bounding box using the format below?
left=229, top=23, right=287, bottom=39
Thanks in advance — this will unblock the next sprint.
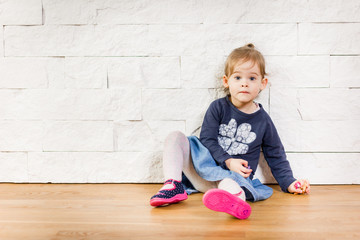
left=0, top=0, right=359, bottom=184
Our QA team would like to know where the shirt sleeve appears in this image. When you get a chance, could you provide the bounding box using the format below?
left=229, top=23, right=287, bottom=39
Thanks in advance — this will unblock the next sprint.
left=199, top=101, right=232, bottom=169
left=262, top=117, right=296, bottom=193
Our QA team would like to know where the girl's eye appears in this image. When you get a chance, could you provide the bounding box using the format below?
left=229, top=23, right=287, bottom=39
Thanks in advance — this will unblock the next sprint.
left=235, top=76, right=241, bottom=80
left=250, top=77, right=256, bottom=81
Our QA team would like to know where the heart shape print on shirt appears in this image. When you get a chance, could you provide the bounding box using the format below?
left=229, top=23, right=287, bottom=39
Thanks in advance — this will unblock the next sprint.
left=218, top=119, right=256, bottom=155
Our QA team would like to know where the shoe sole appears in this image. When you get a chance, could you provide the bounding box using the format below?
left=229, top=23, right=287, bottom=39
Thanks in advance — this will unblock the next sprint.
left=202, top=189, right=251, bottom=219
left=150, top=192, right=188, bottom=207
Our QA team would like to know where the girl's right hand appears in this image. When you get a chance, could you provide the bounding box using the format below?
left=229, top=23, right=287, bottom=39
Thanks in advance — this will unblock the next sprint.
left=225, top=158, right=252, bottom=178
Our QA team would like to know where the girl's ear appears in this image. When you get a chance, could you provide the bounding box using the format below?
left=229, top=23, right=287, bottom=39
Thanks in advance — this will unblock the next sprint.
left=260, top=77, right=268, bottom=90
left=222, top=75, right=229, bottom=88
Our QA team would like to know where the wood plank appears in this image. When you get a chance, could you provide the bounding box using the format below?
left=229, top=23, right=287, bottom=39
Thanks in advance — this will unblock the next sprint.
left=0, top=184, right=359, bottom=240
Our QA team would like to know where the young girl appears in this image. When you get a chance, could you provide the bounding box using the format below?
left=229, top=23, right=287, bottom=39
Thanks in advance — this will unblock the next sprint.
left=150, top=43, right=310, bottom=219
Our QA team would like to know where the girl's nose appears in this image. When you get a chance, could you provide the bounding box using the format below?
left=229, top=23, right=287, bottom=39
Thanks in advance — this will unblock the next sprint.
left=241, top=80, right=248, bottom=87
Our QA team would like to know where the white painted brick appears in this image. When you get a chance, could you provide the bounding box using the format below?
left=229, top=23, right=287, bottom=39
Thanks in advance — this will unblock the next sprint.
left=108, top=57, right=180, bottom=89
left=330, top=56, right=360, bottom=88
left=0, top=121, right=43, bottom=151
left=256, top=152, right=360, bottom=184
left=110, top=89, right=142, bottom=120
left=115, top=121, right=185, bottom=152
left=0, top=58, right=63, bottom=89
left=186, top=118, right=204, bottom=137
left=253, top=152, right=276, bottom=184
left=43, top=121, right=113, bottom=152
left=146, top=121, right=186, bottom=151
left=143, top=88, right=268, bottom=124
left=267, top=56, right=330, bottom=88
left=270, top=88, right=303, bottom=121
left=298, top=89, right=360, bottom=121
left=94, top=0, right=360, bottom=24
left=255, top=88, right=270, bottom=113
left=5, top=25, right=89, bottom=56
left=203, top=0, right=301, bottom=23
left=0, top=152, right=28, bottom=182
left=142, top=89, right=215, bottom=120
left=287, top=153, right=360, bottom=184
left=42, top=0, right=92, bottom=24
left=0, top=26, right=3, bottom=57
left=28, top=152, right=105, bottom=183
left=275, top=120, right=304, bottom=152
left=26, top=151, right=360, bottom=184
left=28, top=151, right=163, bottom=183
left=299, top=23, right=360, bottom=55
left=0, top=89, right=141, bottom=120
left=0, top=0, right=42, bottom=25
left=301, top=0, right=360, bottom=23
left=92, top=25, right=150, bottom=56
left=0, top=0, right=359, bottom=185
left=95, top=0, right=202, bottom=24
left=275, top=120, right=360, bottom=152
left=5, top=25, right=150, bottom=57
left=61, top=57, right=107, bottom=89
left=181, top=56, right=226, bottom=89
left=5, top=24, right=297, bottom=57
left=270, top=88, right=360, bottom=121
left=148, top=24, right=205, bottom=56
left=203, top=24, right=297, bottom=56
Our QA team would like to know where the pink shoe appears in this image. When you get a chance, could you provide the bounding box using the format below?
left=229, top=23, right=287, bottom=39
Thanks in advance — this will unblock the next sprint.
left=202, top=189, right=251, bottom=219
left=150, top=179, right=188, bottom=207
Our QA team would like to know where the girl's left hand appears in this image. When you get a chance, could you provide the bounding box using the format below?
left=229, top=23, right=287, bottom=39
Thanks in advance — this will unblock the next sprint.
left=288, top=179, right=311, bottom=194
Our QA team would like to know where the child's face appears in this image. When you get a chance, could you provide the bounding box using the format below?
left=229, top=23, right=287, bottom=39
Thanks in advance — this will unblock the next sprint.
left=223, top=60, right=267, bottom=108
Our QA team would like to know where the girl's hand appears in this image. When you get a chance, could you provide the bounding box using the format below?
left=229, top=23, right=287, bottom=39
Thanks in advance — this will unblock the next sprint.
left=225, top=158, right=253, bottom=178
left=288, top=179, right=311, bottom=194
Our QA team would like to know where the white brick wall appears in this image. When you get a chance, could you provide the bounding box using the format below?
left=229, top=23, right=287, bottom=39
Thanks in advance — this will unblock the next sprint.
left=0, top=0, right=359, bottom=184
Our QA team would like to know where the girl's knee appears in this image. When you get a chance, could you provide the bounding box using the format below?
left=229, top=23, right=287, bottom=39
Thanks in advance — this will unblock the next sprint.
left=165, top=131, right=188, bottom=145
left=218, top=178, right=241, bottom=192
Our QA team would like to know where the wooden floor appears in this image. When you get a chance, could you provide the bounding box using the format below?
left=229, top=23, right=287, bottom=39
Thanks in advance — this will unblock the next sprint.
left=0, top=184, right=359, bottom=240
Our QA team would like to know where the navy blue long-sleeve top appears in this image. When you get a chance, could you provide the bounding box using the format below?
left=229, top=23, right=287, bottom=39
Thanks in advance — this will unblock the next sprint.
left=199, top=96, right=296, bottom=192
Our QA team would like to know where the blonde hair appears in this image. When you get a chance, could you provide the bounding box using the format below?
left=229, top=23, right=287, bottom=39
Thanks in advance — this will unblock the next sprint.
left=223, top=43, right=266, bottom=95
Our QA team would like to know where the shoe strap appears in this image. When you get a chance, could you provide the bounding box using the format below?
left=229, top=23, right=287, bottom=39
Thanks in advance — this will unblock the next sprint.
left=233, top=191, right=243, bottom=197
left=164, top=179, right=173, bottom=184
left=164, top=179, right=181, bottom=184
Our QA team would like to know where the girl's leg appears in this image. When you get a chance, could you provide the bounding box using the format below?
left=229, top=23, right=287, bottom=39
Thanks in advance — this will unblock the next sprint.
left=150, top=131, right=189, bottom=206
left=150, top=131, right=216, bottom=207
left=163, top=131, right=217, bottom=191
left=203, top=178, right=251, bottom=219
left=162, top=131, right=188, bottom=182
left=218, top=178, right=246, bottom=201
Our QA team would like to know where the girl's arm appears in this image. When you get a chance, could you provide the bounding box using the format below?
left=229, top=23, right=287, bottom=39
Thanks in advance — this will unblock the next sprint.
left=225, top=158, right=253, bottom=178
left=262, top=118, right=297, bottom=193
left=288, top=179, right=311, bottom=194
left=199, top=101, right=232, bottom=169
